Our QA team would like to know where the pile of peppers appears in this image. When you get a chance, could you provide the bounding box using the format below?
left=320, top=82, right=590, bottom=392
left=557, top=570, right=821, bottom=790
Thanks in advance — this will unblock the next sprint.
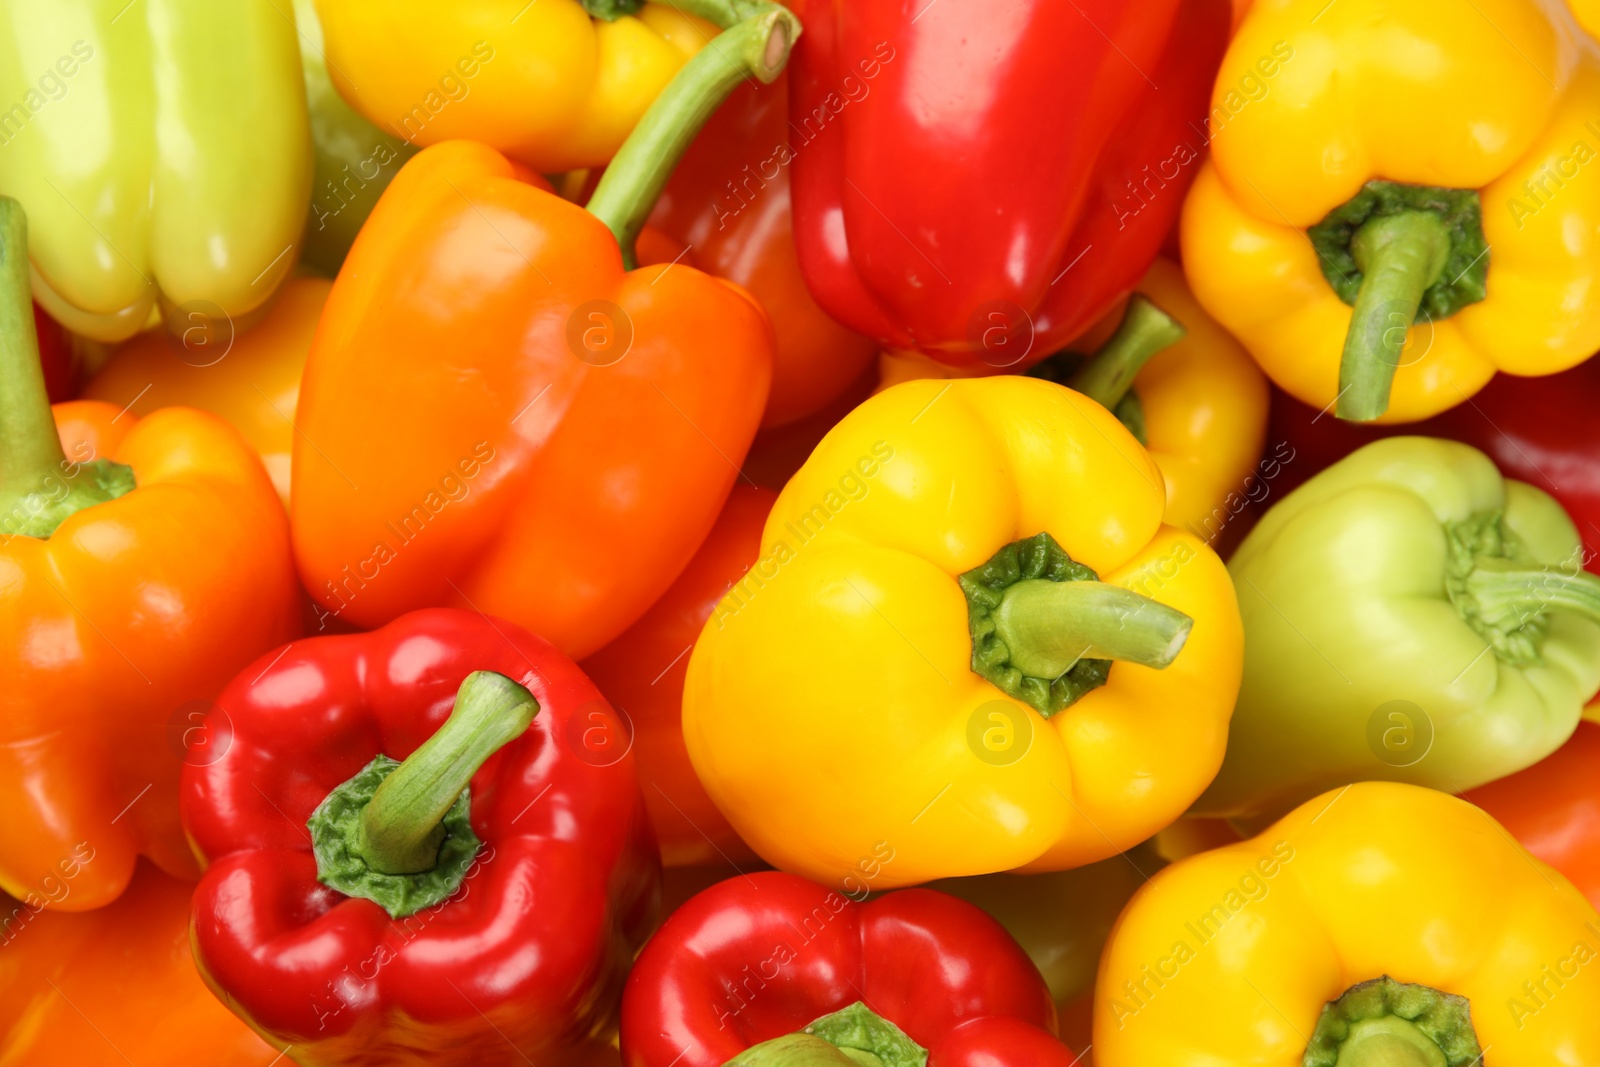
left=4, top=1, right=1600, bottom=1065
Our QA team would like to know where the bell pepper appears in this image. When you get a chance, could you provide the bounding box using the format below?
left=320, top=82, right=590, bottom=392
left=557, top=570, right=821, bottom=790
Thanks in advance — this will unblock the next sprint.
left=1257, top=361, right=1600, bottom=574
left=292, top=5, right=791, bottom=658
left=83, top=276, right=331, bottom=507
left=1464, top=720, right=1600, bottom=909
left=181, top=607, right=660, bottom=1065
left=1183, top=0, right=1600, bottom=423
left=786, top=0, right=1228, bottom=364
left=583, top=485, right=774, bottom=867
left=929, top=841, right=1165, bottom=1014
left=0, top=1, right=310, bottom=342
left=33, top=302, right=75, bottom=402
left=294, top=0, right=418, bottom=276
left=0, top=198, right=301, bottom=911
left=1197, top=436, right=1600, bottom=822
left=649, top=72, right=876, bottom=428
left=0, top=863, right=282, bottom=1065
left=684, top=376, right=1242, bottom=886
left=1574, top=0, right=1600, bottom=39
left=1097, top=782, right=1600, bottom=1065
left=620, top=871, right=1080, bottom=1067
left=877, top=258, right=1271, bottom=537
left=312, top=0, right=744, bottom=174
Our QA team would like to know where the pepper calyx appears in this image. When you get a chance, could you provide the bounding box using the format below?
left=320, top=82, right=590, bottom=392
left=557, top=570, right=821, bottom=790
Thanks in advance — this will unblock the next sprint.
left=308, top=670, right=539, bottom=918
left=1439, top=509, right=1600, bottom=667
left=581, top=0, right=646, bottom=19
left=726, top=1003, right=927, bottom=1067
left=960, top=533, right=1193, bottom=718
left=308, top=755, right=482, bottom=919
left=1303, top=976, right=1482, bottom=1067
left=1307, top=181, right=1487, bottom=422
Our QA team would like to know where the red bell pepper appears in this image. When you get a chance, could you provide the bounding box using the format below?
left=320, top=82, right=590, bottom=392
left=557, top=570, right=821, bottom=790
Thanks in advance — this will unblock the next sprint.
left=1463, top=721, right=1600, bottom=909
left=1257, top=360, right=1600, bottom=571
left=786, top=0, right=1228, bottom=365
left=181, top=608, right=659, bottom=1065
left=620, top=872, right=1079, bottom=1067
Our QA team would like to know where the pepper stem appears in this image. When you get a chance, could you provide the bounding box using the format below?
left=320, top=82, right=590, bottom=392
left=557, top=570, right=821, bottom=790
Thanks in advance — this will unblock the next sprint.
left=1066, top=295, right=1185, bottom=410
left=729, top=1003, right=928, bottom=1067
left=1337, top=1018, right=1448, bottom=1067
left=1337, top=211, right=1451, bottom=422
left=1464, top=565, right=1600, bottom=628
left=356, top=671, right=538, bottom=875
left=585, top=4, right=799, bottom=268
left=991, top=578, right=1193, bottom=679
left=0, top=197, right=135, bottom=539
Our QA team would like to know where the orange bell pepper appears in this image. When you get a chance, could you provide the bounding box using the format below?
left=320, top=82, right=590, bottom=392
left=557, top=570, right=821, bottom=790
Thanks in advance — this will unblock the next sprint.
left=583, top=484, right=774, bottom=867
left=0, top=199, right=301, bottom=911
left=650, top=72, right=877, bottom=428
left=0, top=863, right=281, bottom=1065
left=83, top=277, right=332, bottom=507
left=292, top=10, right=791, bottom=658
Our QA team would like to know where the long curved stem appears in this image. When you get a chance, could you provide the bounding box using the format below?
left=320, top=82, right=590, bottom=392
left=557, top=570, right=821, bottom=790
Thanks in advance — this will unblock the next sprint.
left=992, top=578, right=1193, bottom=678
left=585, top=5, right=799, bottom=268
left=1066, top=295, right=1185, bottom=410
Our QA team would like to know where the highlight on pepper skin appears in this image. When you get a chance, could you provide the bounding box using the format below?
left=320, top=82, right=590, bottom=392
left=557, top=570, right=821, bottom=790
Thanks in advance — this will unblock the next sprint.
left=8, top=1, right=1600, bottom=1065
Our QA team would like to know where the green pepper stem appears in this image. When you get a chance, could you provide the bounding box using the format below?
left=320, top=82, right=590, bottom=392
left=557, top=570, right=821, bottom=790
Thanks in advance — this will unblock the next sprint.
left=723, top=1035, right=875, bottom=1067
left=1465, top=565, right=1600, bottom=627
left=1337, top=211, right=1451, bottom=422
left=1066, top=295, right=1185, bottom=410
left=992, top=578, right=1193, bottom=679
left=585, top=4, right=799, bottom=268
left=0, top=198, right=68, bottom=498
left=1336, top=1018, right=1448, bottom=1067
left=356, top=671, right=538, bottom=875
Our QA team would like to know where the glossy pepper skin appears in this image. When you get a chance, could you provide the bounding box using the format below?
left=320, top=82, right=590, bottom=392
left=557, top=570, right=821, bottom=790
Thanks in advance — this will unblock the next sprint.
left=1198, top=437, right=1600, bottom=821
left=684, top=376, right=1242, bottom=886
left=621, top=872, right=1079, bottom=1067
left=1183, top=0, right=1600, bottom=423
left=84, top=276, right=331, bottom=507
left=1258, top=361, right=1600, bottom=573
left=787, top=0, right=1228, bottom=364
left=1465, top=720, right=1600, bottom=909
left=291, top=138, right=772, bottom=656
left=181, top=608, right=660, bottom=1066
left=1097, top=782, right=1600, bottom=1066
left=314, top=0, right=716, bottom=174
left=582, top=485, right=774, bottom=867
left=649, top=73, right=876, bottom=428
left=0, top=863, right=281, bottom=1065
left=0, top=400, right=300, bottom=911
left=0, top=1, right=311, bottom=342
left=877, top=258, right=1270, bottom=536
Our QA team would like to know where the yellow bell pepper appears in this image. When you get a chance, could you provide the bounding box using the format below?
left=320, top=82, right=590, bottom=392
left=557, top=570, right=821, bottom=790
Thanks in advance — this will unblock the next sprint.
left=313, top=0, right=724, bottom=174
left=877, top=258, right=1270, bottom=538
left=81, top=277, right=330, bottom=507
left=1572, top=0, right=1600, bottom=40
left=0, top=1, right=311, bottom=343
left=1183, top=0, right=1600, bottom=423
left=1096, top=782, right=1600, bottom=1065
left=683, top=376, right=1242, bottom=888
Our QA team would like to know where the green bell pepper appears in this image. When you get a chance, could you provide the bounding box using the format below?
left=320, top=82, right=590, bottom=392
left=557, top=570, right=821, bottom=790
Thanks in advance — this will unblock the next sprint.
left=1196, top=437, right=1600, bottom=821
left=0, top=0, right=311, bottom=342
left=292, top=0, right=415, bottom=276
